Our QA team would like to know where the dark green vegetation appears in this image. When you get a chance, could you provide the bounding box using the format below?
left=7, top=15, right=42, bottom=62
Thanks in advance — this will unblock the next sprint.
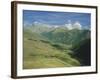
left=23, top=25, right=91, bottom=69
left=72, top=39, right=91, bottom=66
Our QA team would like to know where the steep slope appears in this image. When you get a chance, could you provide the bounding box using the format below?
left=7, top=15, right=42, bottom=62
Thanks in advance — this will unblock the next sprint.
left=72, top=39, right=91, bottom=66
left=23, top=28, right=80, bottom=69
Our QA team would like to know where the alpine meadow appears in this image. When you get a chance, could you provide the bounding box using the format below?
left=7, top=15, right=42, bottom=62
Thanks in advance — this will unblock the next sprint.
left=23, top=10, right=91, bottom=69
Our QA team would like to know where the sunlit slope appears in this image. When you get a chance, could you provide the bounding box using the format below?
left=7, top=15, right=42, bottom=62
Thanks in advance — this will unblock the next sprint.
left=23, top=29, right=80, bottom=69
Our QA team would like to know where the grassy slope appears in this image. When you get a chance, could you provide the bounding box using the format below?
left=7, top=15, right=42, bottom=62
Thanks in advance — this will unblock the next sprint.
left=23, top=29, right=80, bottom=69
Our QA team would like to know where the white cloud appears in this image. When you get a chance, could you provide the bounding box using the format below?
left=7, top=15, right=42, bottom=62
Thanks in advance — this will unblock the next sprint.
left=54, top=25, right=59, bottom=28
left=64, top=20, right=82, bottom=30
left=33, top=21, right=52, bottom=28
left=33, top=20, right=83, bottom=30
left=73, top=21, right=82, bottom=30
left=33, top=21, right=41, bottom=25
left=65, top=20, right=73, bottom=30
left=65, top=24, right=73, bottom=30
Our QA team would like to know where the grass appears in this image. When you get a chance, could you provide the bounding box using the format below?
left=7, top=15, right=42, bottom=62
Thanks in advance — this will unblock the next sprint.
left=23, top=32, right=80, bottom=69
left=23, top=56, right=73, bottom=69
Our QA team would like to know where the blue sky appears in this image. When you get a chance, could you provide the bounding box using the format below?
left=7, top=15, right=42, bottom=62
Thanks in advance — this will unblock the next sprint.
left=23, top=10, right=91, bottom=28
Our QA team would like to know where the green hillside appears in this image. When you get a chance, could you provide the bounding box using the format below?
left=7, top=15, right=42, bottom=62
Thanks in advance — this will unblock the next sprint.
left=23, top=28, right=80, bottom=69
left=42, top=28, right=90, bottom=45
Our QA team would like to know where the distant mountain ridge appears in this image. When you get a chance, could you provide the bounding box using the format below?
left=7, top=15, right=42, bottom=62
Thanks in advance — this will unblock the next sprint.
left=24, top=21, right=90, bottom=32
left=24, top=22, right=90, bottom=46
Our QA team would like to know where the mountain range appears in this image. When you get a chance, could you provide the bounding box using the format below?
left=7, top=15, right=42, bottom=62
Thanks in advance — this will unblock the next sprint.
left=23, top=22, right=91, bottom=69
left=24, top=22, right=90, bottom=45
